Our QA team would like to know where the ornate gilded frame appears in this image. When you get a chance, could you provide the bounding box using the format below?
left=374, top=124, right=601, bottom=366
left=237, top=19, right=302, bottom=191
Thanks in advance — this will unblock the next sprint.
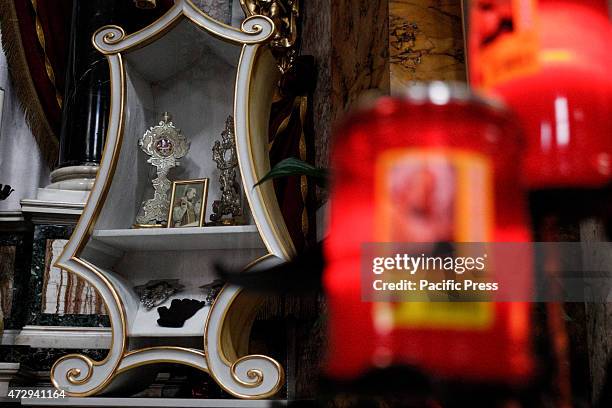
left=50, top=0, right=296, bottom=399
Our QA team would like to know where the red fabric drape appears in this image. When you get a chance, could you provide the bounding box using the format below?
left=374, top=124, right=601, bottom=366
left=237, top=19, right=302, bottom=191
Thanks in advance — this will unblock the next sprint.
left=0, top=0, right=71, bottom=166
left=14, top=0, right=71, bottom=132
left=269, top=57, right=318, bottom=251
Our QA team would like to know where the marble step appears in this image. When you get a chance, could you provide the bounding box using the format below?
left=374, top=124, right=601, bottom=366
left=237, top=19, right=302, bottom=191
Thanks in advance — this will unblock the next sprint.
left=19, top=397, right=286, bottom=407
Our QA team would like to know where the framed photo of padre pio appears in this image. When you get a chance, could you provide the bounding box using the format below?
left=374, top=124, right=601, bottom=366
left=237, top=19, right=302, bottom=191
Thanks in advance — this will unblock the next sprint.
left=167, top=179, right=209, bottom=228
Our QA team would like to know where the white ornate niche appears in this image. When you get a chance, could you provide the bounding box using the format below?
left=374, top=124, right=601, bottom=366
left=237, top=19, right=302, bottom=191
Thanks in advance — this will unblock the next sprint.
left=49, top=0, right=296, bottom=399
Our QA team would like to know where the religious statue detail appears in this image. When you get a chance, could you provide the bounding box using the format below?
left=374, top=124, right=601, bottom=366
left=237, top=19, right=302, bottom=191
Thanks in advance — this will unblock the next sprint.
left=210, top=116, right=242, bottom=225
left=136, top=112, right=190, bottom=227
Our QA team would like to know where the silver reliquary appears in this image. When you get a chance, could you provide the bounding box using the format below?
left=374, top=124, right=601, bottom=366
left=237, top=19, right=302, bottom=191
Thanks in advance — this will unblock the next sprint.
left=135, top=112, right=190, bottom=227
left=210, top=115, right=242, bottom=225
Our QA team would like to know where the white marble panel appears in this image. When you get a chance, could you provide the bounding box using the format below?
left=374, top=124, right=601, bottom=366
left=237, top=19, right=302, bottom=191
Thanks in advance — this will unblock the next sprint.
left=124, top=19, right=241, bottom=83
left=0, top=32, right=49, bottom=211
left=114, top=248, right=264, bottom=283
left=95, top=66, right=156, bottom=230
left=15, top=326, right=111, bottom=349
left=149, top=44, right=241, bottom=224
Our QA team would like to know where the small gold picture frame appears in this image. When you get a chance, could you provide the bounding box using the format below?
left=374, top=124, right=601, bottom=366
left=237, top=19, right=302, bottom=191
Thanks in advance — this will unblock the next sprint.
left=167, top=179, right=209, bottom=228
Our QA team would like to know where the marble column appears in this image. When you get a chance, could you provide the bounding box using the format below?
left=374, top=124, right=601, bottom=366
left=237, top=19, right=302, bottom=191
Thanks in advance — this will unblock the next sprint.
left=45, top=0, right=130, bottom=198
left=40, top=0, right=170, bottom=204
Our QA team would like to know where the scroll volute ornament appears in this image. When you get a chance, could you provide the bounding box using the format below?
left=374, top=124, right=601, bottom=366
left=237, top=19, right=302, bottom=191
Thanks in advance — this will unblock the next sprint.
left=240, top=0, right=298, bottom=49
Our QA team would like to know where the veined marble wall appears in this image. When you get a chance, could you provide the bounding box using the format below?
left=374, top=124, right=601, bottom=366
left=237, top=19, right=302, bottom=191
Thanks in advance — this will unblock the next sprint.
left=298, top=0, right=390, bottom=398
left=0, top=245, right=15, bottom=318
left=27, top=225, right=109, bottom=327
left=389, top=0, right=466, bottom=90
left=304, top=1, right=466, bottom=167
left=302, top=0, right=389, bottom=169
left=0, top=230, right=32, bottom=329
left=41, top=239, right=105, bottom=315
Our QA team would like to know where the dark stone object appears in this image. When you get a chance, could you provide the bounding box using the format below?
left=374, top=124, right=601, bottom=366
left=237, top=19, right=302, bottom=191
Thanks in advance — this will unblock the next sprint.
left=157, top=298, right=206, bottom=328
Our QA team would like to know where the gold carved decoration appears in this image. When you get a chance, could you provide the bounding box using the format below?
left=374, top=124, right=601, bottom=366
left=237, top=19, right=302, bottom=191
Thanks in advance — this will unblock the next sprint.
left=240, top=0, right=299, bottom=73
left=241, top=1, right=312, bottom=242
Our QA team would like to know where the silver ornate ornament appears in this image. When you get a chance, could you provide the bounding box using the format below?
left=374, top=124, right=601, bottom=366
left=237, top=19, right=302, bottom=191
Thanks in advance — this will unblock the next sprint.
left=199, top=279, right=224, bottom=306
left=134, top=279, right=185, bottom=310
left=210, top=116, right=242, bottom=225
left=136, top=112, right=190, bottom=226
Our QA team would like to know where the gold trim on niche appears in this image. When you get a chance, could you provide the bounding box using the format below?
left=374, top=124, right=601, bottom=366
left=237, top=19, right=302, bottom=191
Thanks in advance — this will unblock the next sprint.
left=92, top=0, right=275, bottom=56
left=50, top=1, right=289, bottom=399
left=50, top=52, right=128, bottom=397
left=233, top=45, right=296, bottom=260
left=209, top=255, right=284, bottom=385
left=206, top=286, right=241, bottom=366
left=123, top=346, right=207, bottom=358
left=116, top=347, right=208, bottom=375
left=241, top=253, right=277, bottom=272
left=204, top=279, right=285, bottom=399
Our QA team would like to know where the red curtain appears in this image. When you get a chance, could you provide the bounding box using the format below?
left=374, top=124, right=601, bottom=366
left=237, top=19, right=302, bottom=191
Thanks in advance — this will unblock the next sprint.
left=0, top=0, right=71, bottom=166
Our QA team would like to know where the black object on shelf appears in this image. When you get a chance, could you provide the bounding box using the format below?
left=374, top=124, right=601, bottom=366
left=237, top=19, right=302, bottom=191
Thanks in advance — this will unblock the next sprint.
left=157, top=298, right=206, bottom=328
left=0, top=184, right=14, bottom=200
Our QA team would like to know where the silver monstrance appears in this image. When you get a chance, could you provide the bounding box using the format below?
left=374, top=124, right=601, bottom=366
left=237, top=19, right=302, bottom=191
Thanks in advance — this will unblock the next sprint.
left=135, top=112, right=190, bottom=227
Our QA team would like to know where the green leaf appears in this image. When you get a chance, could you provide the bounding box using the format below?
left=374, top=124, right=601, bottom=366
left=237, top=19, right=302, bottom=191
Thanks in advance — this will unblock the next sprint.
left=255, top=158, right=328, bottom=188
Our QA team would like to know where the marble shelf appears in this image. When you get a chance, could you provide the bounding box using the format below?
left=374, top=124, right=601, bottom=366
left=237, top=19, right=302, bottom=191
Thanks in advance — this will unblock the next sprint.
left=129, top=284, right=213, bottom=337
left=20, top=396, right=286, bottom=407
left=92, top=225, right=264, bottom=252
left=130, top=304, right=210, bottom=337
